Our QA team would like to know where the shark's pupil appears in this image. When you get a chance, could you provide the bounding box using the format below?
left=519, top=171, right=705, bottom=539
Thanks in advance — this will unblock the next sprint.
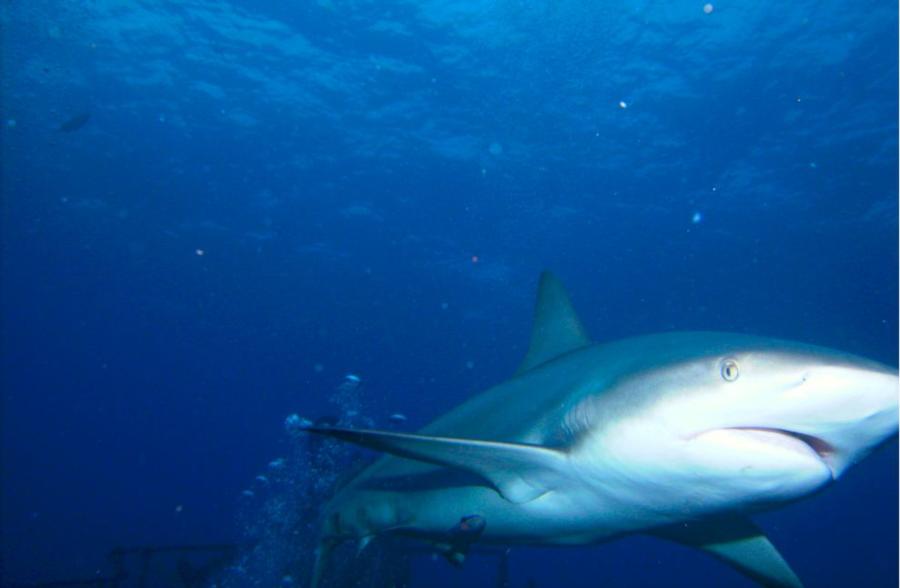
left=721, top=359, right=740, bottom=382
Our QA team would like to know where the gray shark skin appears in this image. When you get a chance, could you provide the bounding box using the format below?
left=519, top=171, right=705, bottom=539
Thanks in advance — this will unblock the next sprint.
left=307, top=272, right=898, bottom=588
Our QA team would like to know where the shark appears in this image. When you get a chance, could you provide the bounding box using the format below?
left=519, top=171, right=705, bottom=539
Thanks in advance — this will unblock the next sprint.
left=305, top=272, right=898, bottom=587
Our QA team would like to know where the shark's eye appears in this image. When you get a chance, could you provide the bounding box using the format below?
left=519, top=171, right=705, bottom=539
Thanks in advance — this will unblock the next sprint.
left=721, top=359, right=740, bottom=382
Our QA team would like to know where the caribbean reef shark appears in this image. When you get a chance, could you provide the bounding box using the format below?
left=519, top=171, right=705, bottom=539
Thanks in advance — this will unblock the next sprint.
left=306, top=272, right=898, bottom=587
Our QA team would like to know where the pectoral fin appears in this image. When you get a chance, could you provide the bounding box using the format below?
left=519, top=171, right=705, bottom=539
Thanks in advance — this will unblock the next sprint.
left=304, top=426, right=566, bottom=503
left=651, top=516, right=803, bottom=588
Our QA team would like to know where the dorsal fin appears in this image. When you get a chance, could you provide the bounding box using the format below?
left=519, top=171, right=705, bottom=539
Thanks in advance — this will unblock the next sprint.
left=516, top=272, right=591, bottom=375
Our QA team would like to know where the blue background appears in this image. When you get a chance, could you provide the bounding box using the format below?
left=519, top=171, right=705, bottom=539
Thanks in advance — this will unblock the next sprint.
left=1, top=1, right=897, bottom=586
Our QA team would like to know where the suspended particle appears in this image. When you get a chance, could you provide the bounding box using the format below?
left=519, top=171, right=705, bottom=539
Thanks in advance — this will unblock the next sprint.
left=195, top=248, right=205, bottom=256
left=618, top=101, right=628, bottom=109
left=691, top=211, right=703, bottom=224
left=703, top=3, right=714, bottom=14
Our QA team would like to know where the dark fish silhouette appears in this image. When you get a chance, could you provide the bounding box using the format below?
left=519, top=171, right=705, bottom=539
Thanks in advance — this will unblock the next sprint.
left=57, top=112, right=91, bottom=133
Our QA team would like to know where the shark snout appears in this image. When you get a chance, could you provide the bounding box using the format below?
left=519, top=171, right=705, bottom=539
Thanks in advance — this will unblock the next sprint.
left=774, top=362, right=899, bottom=478
left=678, top=358, right=898, bottom=490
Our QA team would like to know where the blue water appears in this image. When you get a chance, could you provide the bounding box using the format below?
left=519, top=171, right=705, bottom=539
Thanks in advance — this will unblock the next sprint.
left=1, top=1, right=897, bottom=586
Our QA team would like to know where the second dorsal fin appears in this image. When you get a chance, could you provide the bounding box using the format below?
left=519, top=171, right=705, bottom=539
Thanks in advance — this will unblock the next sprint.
left=516, top=272, right=591, bottom=375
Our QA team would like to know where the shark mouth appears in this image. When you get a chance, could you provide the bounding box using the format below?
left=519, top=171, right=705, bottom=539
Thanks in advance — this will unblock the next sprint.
left=724, top=427, right=836, bottom=474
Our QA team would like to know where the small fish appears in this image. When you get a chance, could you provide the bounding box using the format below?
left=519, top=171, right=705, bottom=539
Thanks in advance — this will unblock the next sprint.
left=437, top=515, right=487, bottom=567
left=57, top=112, right=91, bottom=133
